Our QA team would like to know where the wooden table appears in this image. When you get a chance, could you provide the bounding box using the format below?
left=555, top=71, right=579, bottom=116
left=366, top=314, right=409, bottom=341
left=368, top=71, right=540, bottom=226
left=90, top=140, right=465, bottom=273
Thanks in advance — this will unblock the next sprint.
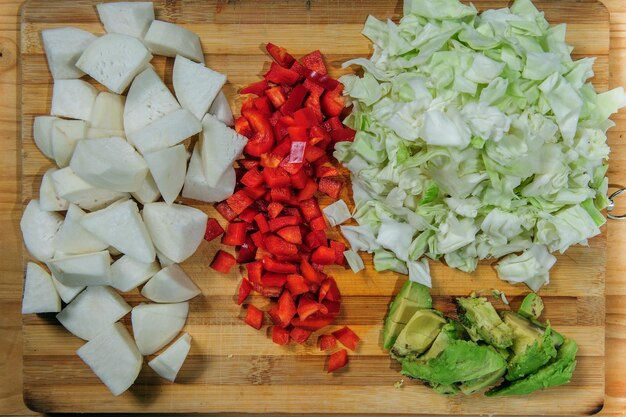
left=1, top=0, right=626, bottom=415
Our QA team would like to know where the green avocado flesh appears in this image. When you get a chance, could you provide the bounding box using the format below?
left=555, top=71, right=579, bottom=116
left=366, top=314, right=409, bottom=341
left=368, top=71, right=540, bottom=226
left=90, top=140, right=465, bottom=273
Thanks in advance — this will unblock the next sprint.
left=392, top=309, right=446, bottom=358
left=518, top=293, right=544, bottom=320
left=457, top=297, right=514, bottom=349
left=382, top=281, right=432, bottom=349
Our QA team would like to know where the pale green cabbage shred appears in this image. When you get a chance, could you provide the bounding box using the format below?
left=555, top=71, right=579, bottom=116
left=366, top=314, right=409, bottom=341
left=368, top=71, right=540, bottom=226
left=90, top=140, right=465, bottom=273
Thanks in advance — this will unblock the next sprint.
left=335, top=0, right=626, bottom=290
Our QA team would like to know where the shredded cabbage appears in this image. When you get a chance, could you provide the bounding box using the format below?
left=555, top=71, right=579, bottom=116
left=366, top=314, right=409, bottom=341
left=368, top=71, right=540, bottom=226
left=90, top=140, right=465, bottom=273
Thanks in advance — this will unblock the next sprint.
left=322, top=199, right=352, bottom=227
left=337, top=0, right=626, bottom=291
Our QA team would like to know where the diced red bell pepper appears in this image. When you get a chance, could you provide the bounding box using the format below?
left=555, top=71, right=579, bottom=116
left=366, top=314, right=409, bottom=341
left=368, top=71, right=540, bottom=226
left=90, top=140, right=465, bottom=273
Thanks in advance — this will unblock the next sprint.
left=330, top=127, right=356, bottom=143
left=299, top=198, right=323, bottom=221
left=303, top=78, right=325, bottom=98
left=274, top=119, right=291, bottom=141
left=266, top=43, right=296, bottom=68
left=304, top=145, right=325, bottom=163
left=285, top=207, right=304, bottom=222
left=288, top=169, right=308, bottom=191
left=280, top=157, right=304, bottom=175
left=243, top=109, right=275, bottom=157
left=262, top=167, right=291, bottom=188
left=204, top=218, right=224, bottom=242
left=252, top=282, right=283, bottom=298
left=264, top=234, right=298, bottom=256
left=276, top=290, right=297, bottom=327
left=315, top=164, right=339, bottom=177
left=269, top=110, right=281, bottom=127
left=277, top=225, right=302, bottom=245
left=254, top=95, right=274, bottom=116
left=246, top=261, right=263, bottom=285
left=330, top=241, right=346, bottom=265
left=235, top=116, right=254, bottom=138
left=241, top=168, right=265, bottom=188
left=291, top=314, right=335, bottom=331
left=301, top=50, right=327, bottom=75
left=309, top=216, right=328, bottom=231
left=254, top=213, right=270, bottom=234
left=243, top=186, right=266, bottom=200
left=298, top=294, right=329, bottom=321
left=266, top=86, right=287, bottom=108
left=292, top=64, right=340, bottom=91
left=227, top=190, right=254, bottom=215
left=304, top=92, right=324, bottom=125
left=237, top=278, right=253, bottom=305
left=319, top=277, right=341, bottom=303
left=272, top=325, right=291, bottom=346
left=272, top=137, right=293, bottom=157
left=311, top=246, right=336, bottom=265
left=270, top=187, right=293, bottom=203
left=327, top=116, right=343, bottom=131
left=262, top=256, right=297, bottom=274
left=319, top=177, right=343, bottom=199
left=321, top=85, right=345, bottom=118
left=267, top=202, right=284, bottom=219
left=286, top=274, right=309, bottom=296
left=312, top=154, right=331, bottom=167
left=236, top=235, right=257, bottom=263
left=259, top=152, right=282, bottom=168
left=211, top=250, right=237, bottom=273
left=281, top=84, right=308, bottom=115
left=290, top=327, right=313, bottom=344
left=332, top=326, right=360, bottom=351
left=305, top=230, right=327, bottom=250
left=297, top=179, right=318, bottom=201
left=309, top=125, right=332, bottom=147
left=293, top=107, right=320, bottom=128
left=223, top=222, right=247, bottom=246
left=327, top=349, right=348, bottom=373
left=319, top=334, right=337, bottom=351
left=301, top=257, right=324, bottom=284
left=268, top=215, right=300, bottom=232
left=261, top=272, right=289, bottom=288
left=244, top=305, right=264, bottom=330
left=250, top=231, right=266, bottom=251
left=323, top=299, right=341, bottom=317
left=265, top=62, right=300, bottom=85
left=238, top=207, right=258, bottom=223
left=241, top=79, right=269, bottom=96
left=288, top=141, right=307, bottom=164
left=287, top=126, right=308, bottom=142
left=240, top=159, right=260, bottom=170
left=216, top=201, right=238, bottom=221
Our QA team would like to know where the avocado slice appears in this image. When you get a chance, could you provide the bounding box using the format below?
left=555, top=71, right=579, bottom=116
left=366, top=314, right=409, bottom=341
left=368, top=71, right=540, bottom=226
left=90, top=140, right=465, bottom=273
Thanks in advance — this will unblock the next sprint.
left=459, top=367, right=506, bottom=395
left=501, top=311, right=557, bottom=381
left=486, top=338, right=578, bottom=397
left=391, top=309, right=446, bottom=359
left=527, top=317, right=565, bottom=347
left=383, top=281, right=433, bottom=349
left=457, top=297, right=514, bottom=349
left=518, top=293, right=544, bottom=320
left=420, top=321, right=464, bottom=362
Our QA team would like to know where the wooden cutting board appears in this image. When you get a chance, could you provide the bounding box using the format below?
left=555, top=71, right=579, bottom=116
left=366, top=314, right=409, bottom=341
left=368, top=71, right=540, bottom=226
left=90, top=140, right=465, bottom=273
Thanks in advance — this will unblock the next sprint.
left=20, top=0, right=608, bottom=414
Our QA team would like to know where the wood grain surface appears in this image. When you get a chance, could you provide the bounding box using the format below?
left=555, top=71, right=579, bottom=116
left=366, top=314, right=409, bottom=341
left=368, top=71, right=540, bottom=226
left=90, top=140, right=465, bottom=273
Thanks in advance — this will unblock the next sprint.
left=0, top=0, right=624, bottom=416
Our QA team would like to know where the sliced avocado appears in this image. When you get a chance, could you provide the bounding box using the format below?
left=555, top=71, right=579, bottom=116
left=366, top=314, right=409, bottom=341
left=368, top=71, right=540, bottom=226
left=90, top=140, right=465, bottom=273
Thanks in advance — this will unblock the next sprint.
left=420, top=321, right=464, bottom=362
left=518, top=293, right=544, bottom=320
left=528, top=317, right=565, bottom=347
left=501, top=311, right=557, bottom=381
left=486, top=338, right=578, bottom=397
left=459, top=367, right=506, bottom=395
left=402, top=339, right=507, bottom=385
left=391, top=309, right=447, bottom=359
left=457, top=297, right=513, bottom=349
left=383, top=281, right=433, bottom=349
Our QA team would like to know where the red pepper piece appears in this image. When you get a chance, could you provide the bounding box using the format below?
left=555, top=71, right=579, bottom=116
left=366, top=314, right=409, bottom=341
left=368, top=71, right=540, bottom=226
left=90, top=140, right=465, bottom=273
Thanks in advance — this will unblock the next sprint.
left=293, top=107, right=320, bottom=128
left=286, top=274, right=309, bottom=296
left=264, top=234, right=298, bottom=256
left=327, top=116, right=343, bottom=131
left=297, top=294, right=329, bottom=321
left=236, top=235, right=257, bottom=263
left=284, top=207, right=304, bottom=222
left=237, top=278, right=253, bottom=305
left=254, top=95, right=274, bottom=116
left=210, top=250, right=237, bottom=273
left=235, top=116, right=254, bottom=138
left=272, top=325, right=291, bottom=345
left=280, top=157, right=304, bottom=175
left=240, top=79, right=269, bottom=96
left=301, top=50, right=327, bottom=75
left=309, top=125, right=332, bottom=147
left=243, top=186, right=266, bottom=200
left=327, top=349, right=349, bottom=372
left=305, top=230, right=327, bottom=250
left=297, top=179, right=318, bottom=201
left=240, top=159, right=260, bottom=170
left=330, top=127, right=356, bottom=143
left=254, top=213, right=270, bottom=234
left=319, top=177, right=343, bottom=199
left=290, top=327, right=313, bottom=344
left=241, top=168, right=265, bottom=188
left=252, top=282, right=283, bottom=298
left=266, top=86, right=287, bottom=108
left=291, top=314, right=334, bottom=331
left=250, top=230, right=266, bottom=251
left=274, top=119, right=290, bottom=141
left=304, top=145, right=325, bottom=163
left=260, top=152, right=282, bottom=168
left=319, top=334, right=337, bottom=351
left=287, top=126, right=308, bottom=142
left=319, top=277, right=342, bottom=303
left=266, top=43, right=296, bottom=68
left=244, top=305, right=264, bottom=330
left=216, top=201, right=238, bottom=221
left=270, top=187, right=293, bottom=203
left=262, top=256, right=297, bottom=274
left=300, top=257, right=323, bottom=285
left=261, top=272, right=289, bottom=288
left=321, top=85, right=345, bottom=118
left=276, top=225, right=302, bottom=245
left=262, top=167, right=291, bottom=188
left=246, top=261, right=263, bottom=284
left=204, top=218, right=224, bottom=242
left=290, top=168, right=309, bottom=190
left=330, top=241, right=346, bottom=265
left=309, top=216, right=328, bottom=231
left=272, top=137, right=293, bottom=157
left=223, top=222, right=247, bottom=246
left=268, top=216, right=300, bottom=232
left=281, top=84, right=308, bottom=115
left=303, top=78, right=325, bottom=98
left=276, top=290, right=297, bottom=327
left=315, top=164, right=339, bottom=177
left=267, top=202, right=284, bottom=219
left=226, top=190, right=254, bottom=215
left=322, top=299, right=341, bottom=318
left=239, top=207, right=258, bottom=223
left=313, top=154, right=331, bottom=167
left=332, top=326, right=360, bottom=351
left=311, top=246, right=336, bottom=265
left=243, top=109, right=275, bottom=157
left=300, top=198, right=323, bottom=221
left=292, top=64, right=340, bottom=91
left=264, top=62, right=300, bottom=85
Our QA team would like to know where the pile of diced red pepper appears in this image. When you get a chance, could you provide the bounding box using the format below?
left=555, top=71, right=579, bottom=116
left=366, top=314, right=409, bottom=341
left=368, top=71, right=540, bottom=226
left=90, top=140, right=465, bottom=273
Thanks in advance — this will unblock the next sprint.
left=205, top=44, right=360, bottom=372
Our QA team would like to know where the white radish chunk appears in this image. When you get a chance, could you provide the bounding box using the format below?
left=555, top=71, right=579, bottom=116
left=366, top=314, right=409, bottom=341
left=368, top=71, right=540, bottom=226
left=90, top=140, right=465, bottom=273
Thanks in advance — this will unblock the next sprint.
left=129, top=108, right=202, bottom=155
left=86, top=127, right=126, bottom=139
left=131, top=172, right=161, bottom=204
left=173, top=55, right=226, bottom=120
left=200, top=113, right=248, bottom=187
left=51, top=119, right=88, bottom=168
left=22, top=262, right=61, bottom=314
left=39, top=168, right=69, bottom=211
left=50, top=79, right=98, bottom=121
left=47, top=251, right=111, bottom=287
left=148, top=333, right=191, bottom=382
left=76, top=33, right=152, bottom=94
left=33, top=116, right=60, bottom=159
left=81, top=199, right=156, bottom=263
left=96, top=2, right=155, bottom=39
left=20, top=200, right=63, bottom=262
left=76, top=322, right=142, bottom=396
left=110, top=255, right=159, bottom=292
left=144, top=20, right=204, bottom=63
left=123, top=67, right=180, bottom=135
left=51, top=274, right=85, bottom=304
left=141, top=264, right=200, bottom=303
left=41, top=27, right=96, bottom=79
left=142, top=203, right=207, bottom=263
left=209, top=91, right=234, bottom=126
left=182, top=145, right=235, bottom=202
left=156, top=250, right=176, bottom=267
left=144, top=144, right=187, bottom=205
left=131, top=302, right=188, bottom=355
left=57, top=286, right=130, bottom=341
left=70, top=137, right=148, bottom=192
left=90, top=92, right=125, bottom=130
left=51, top=167, right=128, bottom=211
left=54, top=204, right=108, bottom=255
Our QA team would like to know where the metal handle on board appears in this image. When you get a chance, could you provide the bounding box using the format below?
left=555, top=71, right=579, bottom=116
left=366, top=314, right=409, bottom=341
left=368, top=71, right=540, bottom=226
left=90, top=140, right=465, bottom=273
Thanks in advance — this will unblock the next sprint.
left=607, top=188, right=626, bottom=220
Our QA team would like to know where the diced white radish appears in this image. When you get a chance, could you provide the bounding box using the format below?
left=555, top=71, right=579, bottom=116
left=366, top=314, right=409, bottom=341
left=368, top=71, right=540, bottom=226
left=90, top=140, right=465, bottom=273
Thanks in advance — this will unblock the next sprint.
left=182, top=145, right=235, bottom=202
left=209, top=91, right=234, bottom=126
left=144, top=144, right=186, bottom=205
left=110, top=255, right=159, bottom=292
left=51, top=273, right=85, bottom=304
left=20, top=200, right=63, bottom=262
left=80, top=199, right=156, bottom=263
left=70, top=137, right=148, bottom=192
left=86, top=127, right=126, bottom=139
left=41, top=27, right=97, bottom=79
left=47, top=250, right=111, bottom=287
left=39, top=168, right=69, bottom=211
left=129, top=108, right=202, bottom=155
left=131, top=302, right=188, bottom=355
left=123, top=67, right=180, bottom=135
left=90, top=92, right=125, bottom=130
left=54, top=204, right=108, bottom=255
left=50, top=119, right=88, bottom=168
left=131, top=172, right=161, bottom=204
left=173, top=55, right=226, bottom=121
left=200, top=114, right=248, bottom=187
left=142, top=203, right=207, bottom=263
left=50, top=79, right=98, bottom=121
left=76, top=33, right=152, bottom=94
left=144, top=20, right=204, bottom=63
left=57, top=286, right=130, bottom=340
left=96, top=2, right=155, bottom=39
left=141, top=264, right=200, bottom=303
left=76, top=322, right=142, bottom=396
left=51, top=167, right=129, bottom=211
left=156, top=250, right=176, bottom=267
left=148, top=333, right=191, bottom=382
left=33, top=116, right=59, bottom=159
left=22, top=262, right=61, bottom=314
